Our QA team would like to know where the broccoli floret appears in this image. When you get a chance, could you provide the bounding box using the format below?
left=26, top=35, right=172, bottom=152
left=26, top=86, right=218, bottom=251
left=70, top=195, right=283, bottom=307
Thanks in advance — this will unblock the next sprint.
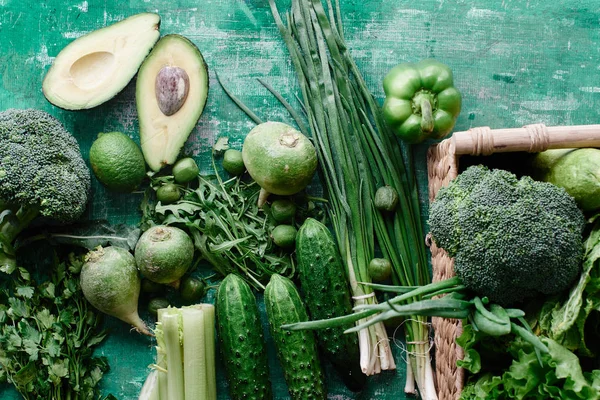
left=429, top=165, right=584, bottom=306
left=0, top=109, right=90, bottom=270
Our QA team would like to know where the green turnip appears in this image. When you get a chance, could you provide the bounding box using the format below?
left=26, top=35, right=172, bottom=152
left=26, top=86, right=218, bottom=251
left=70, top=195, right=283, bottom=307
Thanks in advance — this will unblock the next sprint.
left=242, top=121, right=317, bottom=206
left=80, top=246, right=150, bottom=335
left=135, top=225, right=194, bottom=288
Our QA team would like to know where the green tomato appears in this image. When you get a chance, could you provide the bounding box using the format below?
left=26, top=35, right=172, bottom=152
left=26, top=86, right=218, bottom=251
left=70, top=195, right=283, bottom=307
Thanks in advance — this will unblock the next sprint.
left=368, top=258, right=392, bottom=282
left=222, top=149, right=245, bottom=176
left=179, top=276, right=207, bottom=303
left=172, top=157, right=199, bottom=183
left=271, top=199, right=297, bottom=223
left=156, top=183, right=180, bottom=204
left=147, top=297, right=170, bottom=318
left=272, top=224, right=297, bottom=250
left=141, top=278, right=165, bottom=296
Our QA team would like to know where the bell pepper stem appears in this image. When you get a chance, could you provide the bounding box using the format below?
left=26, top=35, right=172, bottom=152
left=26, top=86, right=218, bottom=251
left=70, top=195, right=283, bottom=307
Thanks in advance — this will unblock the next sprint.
left=420, top=98, right=434, bottom=133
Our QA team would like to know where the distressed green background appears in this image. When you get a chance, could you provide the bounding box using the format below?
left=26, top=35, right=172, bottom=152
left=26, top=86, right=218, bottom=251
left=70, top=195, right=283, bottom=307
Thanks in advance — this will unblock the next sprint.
left=1, top=0, right=599, bottom=398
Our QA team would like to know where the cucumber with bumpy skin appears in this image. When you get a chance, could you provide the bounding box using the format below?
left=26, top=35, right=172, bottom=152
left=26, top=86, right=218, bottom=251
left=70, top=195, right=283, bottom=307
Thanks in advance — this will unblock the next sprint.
left=296, top=218, right=366, bottom=391
left=216, top=274, right=272, bottom=400
left=264, top=274, right=326, bottom=400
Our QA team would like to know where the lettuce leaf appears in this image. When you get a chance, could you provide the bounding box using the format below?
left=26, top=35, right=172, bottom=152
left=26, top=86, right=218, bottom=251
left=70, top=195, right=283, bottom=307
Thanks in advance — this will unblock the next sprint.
left=459, top=337, right=600, bottom=399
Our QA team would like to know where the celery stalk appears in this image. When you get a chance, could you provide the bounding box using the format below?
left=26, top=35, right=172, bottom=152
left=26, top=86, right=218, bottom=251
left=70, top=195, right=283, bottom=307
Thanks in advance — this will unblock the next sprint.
left=201, top=305, right=216, bottom=400
left=139, top=370, right=160, bottom=400
left=181, top=307, right=207, bottom=400
left=156, top=309, right=170, bottom=400
left=162, top=312, right=184, bottom=400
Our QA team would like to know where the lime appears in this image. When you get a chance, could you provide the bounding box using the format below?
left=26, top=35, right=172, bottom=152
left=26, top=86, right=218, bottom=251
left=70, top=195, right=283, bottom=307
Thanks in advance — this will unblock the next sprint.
left=271, top=199, right=297, bottom=223
left=368, top=258, right=392, bottom=282
left=223, top=149, right=245, bottom=176
left=272, top=224, right=297, bottom=250
left=89, top=131, right=146, bottom=192
left=172, top=157, right=199, bottom=183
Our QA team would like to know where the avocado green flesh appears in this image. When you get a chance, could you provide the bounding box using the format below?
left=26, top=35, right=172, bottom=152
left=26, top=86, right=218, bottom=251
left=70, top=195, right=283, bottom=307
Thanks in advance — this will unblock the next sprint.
left=136, top=34, right=209, bottom=172
left=42, top=13, right=160, bottom=110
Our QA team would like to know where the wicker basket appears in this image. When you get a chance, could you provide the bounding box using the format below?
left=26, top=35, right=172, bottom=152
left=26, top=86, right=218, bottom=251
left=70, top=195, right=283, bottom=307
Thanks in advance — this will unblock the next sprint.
left=426, top=123, right=600, bottom=400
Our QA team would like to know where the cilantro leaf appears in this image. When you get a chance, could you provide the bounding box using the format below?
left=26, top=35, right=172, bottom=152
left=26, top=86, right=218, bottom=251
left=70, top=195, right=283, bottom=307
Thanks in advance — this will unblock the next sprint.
left=16, top=285, right=34, bottom=299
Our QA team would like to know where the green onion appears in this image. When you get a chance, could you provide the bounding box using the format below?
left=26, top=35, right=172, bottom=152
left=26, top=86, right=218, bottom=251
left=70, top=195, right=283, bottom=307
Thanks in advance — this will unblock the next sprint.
left=265, top=0, right=434, bottom=387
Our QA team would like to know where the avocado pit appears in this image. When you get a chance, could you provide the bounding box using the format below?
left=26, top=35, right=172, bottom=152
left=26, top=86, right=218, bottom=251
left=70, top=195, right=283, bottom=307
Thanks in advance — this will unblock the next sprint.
left=155, top=66, right=190, bottom=116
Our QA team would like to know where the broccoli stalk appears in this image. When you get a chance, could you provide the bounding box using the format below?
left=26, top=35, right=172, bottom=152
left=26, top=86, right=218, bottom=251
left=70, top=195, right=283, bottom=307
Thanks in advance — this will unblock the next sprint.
left=0, top=109, right=91, bottom=272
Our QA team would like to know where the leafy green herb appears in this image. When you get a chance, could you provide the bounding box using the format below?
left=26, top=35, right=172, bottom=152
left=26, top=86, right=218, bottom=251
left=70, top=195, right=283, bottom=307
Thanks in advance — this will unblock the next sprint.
left=0, top=252, right=110, bottom=400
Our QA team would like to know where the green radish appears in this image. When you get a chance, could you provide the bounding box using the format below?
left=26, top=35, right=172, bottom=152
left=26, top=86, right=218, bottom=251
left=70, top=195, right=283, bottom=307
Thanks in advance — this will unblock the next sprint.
left=242, top=121, right=318, bottom=206
left=80, top=246, right=150, bottom=335
left=216, top=274, right=272, bottom=400
left=264, top=274, right=326, bottom=400
left=295, top=218, right=366, bottom=391
left=135, top=225, right=194, bottom=288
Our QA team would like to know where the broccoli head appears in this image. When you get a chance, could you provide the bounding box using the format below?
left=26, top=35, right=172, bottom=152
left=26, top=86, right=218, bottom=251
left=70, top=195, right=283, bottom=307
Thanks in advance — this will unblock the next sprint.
left=0, top=109, right=90, bottom=269
left=428, top=165, right=584, bottom=306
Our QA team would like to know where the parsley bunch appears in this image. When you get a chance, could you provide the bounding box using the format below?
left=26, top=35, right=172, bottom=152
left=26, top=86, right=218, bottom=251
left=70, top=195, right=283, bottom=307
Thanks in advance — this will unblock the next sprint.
left=0, top=253, right=111, bottom=400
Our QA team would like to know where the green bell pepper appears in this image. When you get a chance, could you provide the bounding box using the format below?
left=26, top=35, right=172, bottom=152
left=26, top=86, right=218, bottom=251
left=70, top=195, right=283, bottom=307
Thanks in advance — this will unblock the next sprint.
left=382, top=59, right=462, bottom=144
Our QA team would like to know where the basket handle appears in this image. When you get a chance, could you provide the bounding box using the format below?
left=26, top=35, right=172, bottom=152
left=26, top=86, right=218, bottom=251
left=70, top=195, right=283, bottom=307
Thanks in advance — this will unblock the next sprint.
left=452, top=124, right=600, bottom=156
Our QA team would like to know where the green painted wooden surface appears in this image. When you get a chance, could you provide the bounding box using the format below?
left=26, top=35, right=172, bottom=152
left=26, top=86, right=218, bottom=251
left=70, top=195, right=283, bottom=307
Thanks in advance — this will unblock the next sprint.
left=1, top=0, right=600, bottom=398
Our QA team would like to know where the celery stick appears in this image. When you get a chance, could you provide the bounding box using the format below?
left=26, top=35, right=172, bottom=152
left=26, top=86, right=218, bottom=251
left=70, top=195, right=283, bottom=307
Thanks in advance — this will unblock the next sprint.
left=155, top=310, right=169, bottom=400
left=162, top=312, right=184, bottom=400
left=202, top=305, right=217, bottom=400
left=139, top=370, right=160, bottom=400
left=181, top=307, right=207, bottom=400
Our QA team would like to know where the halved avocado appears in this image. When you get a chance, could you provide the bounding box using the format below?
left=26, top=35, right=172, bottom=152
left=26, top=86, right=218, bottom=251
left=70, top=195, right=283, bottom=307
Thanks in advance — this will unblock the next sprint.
left=136, top=34, right=209, bottom=172
left=43, top=13, right=161, bottom=110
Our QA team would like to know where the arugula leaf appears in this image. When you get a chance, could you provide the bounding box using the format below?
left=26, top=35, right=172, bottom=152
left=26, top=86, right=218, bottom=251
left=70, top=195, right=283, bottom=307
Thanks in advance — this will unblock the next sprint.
left=213, top=136, right=230, bottom=154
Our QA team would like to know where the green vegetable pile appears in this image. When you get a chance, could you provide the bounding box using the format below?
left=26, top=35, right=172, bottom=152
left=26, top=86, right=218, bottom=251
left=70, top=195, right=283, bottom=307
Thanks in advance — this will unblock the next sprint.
left=0, top=252, right=111, bottom=400
left=146, top=161, right=295, bottom=290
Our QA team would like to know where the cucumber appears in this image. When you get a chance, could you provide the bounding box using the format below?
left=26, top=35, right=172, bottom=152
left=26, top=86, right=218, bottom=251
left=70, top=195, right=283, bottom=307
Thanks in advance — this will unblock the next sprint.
left=216, top=274, right=272, bottom=400
left=296, top=218, right=366, bottom=391
left=264, top=274, right=326, bottom=400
